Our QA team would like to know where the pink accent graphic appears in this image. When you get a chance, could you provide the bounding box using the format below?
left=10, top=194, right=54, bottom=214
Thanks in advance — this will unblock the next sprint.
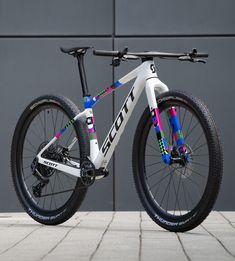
left=55, top=132, right=61, bottom=138
left=154, top=108, right=163, bottom=131
left=88, top=128, right=94, bottom=133
left=173, top=133, right=178, bottom=140
left=169, top=107, right=177, bottom=116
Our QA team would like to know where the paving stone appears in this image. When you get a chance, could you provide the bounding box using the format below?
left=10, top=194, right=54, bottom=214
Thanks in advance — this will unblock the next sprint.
left=0, top=211, right=233, bottom=261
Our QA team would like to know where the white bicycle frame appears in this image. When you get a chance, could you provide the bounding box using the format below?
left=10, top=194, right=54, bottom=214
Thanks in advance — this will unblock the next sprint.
left=36, top=60, right=169, bottom=178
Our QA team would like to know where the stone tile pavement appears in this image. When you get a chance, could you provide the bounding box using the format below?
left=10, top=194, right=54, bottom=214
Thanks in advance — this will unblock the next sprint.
left=0, top=211, right=234, bottom=261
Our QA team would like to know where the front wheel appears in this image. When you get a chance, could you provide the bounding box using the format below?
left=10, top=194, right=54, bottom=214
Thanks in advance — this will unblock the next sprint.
left=133, top=90, right=223, bottom=232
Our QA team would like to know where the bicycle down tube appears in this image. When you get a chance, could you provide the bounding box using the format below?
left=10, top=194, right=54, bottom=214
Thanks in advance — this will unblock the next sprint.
left=36, top=59, right=186, bottom=177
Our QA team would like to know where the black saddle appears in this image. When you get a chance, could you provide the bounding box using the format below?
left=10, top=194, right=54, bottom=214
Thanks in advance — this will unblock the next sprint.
left=60, top=46, right=92, bottom=56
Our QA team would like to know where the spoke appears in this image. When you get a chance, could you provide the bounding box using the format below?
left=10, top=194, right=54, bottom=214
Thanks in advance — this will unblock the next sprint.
left=165, top=112, right=172, bottom=146
left=23, top=173, right=34, bottom=181
left=184, top=121, right=199, bottom=141
left=147, top=166, right=168, bottom=178
left=54, top=109, right=59, bottom=135
left=166, top=170, right=173, bottom=211
left=23, top=165, right=31, bottom=170
left=38, top=112, right=46, bottom=140
left=51, top=109, right=56, bottom=136
left=57, top=171, right=66, bottom=191
left=181, top=179, right=194, bottom=207
left=147, top=143, right=160, bottom=153
left=43, top=183, right=48, bottom=209
left=23, top=155, right=35, bottom=159
left=65, top=129, right=74, bottom=147
left=29, top=179, right=39, bottom=188
left=185, top=166, right=206, bottom=179
left=191, top=131, right=204, bottom=149
left=60, top=172, right=77, bottom=182
left=49, top=180, right=54, bottom=210
left=52, top=175, right=57, bottom=209
left=153, top=167, right=167, bottom=200
left=175, top=169, right=200, bottom=187
left=40, top=188, right=75, bottom=198
left=192, top=154, right=209, bottom=157
left=145, top=161, right=163, bottom=168
left=149, top=170, right=171, bottom=190
left=193, top=142, right=207, bottom=153
left=145, top=154, right=162, bottom=158
left=160, top=168, right=174, bottom=207
left=184, top=113, right=194, bottom=140
left=36, top=194, right=41, bottom=206
left=171, top=173, right=180, bottom=215
left=44, top=110, right=47, bottom=141
left=181, top=108, right=187, bottom=130
left=23, top=147, right=36, bottom=154
left=30, top=127, right=43, bottom=141
left=25, top=138, right=37, bottom=152
left=55, top=172, right=65, bottom=203
left=178, top=106, right=181, bottom=126
left=191, top=161, right=209, bottom=168
left=181, top=176, right=189, bottom=211
left=69, top=149, right=79, bottom=152
left=60, top=113, right=65, bottom=129
left=174, top=167, right=186, bottom=215
left=150, top=132, right=157, bottom=144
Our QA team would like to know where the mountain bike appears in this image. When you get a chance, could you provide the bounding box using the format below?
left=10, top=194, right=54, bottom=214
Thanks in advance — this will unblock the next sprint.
left=11, top=46, right=223, bottom=232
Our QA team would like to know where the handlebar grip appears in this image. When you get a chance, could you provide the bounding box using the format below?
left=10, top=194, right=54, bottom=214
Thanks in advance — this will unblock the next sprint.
left=93, top=49, right=120, bottom=57
left=195, top=53, right=209, bottom=58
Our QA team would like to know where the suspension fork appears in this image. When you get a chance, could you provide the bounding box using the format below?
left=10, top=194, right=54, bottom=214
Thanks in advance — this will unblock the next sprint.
left=145, top=78, right=186, bottom=165
left=151, top=106, right=187, bottom=165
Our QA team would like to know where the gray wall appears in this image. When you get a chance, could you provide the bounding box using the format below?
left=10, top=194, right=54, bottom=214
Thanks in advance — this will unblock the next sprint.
left=0, top=0, right=234, bottom=211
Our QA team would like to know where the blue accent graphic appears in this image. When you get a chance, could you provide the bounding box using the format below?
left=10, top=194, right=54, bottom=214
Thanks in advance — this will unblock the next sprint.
left=176, top=137, right=184, bottom=146
left=114, top=80, right=122, bottom=88
left=162, top=137, right=168, bottom=149
left=154, top=125, right=160, bottom=133
left=84, top=96, right=96, bottom=109
left=169, top=115, right=181, bottom=133
left=162, top=154, right=171, bottom=165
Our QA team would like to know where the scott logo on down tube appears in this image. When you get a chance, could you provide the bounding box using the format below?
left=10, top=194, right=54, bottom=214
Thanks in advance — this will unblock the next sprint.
left=150, top=64, right=156, bottom=73
left=101, top=87, right=135, bottom=156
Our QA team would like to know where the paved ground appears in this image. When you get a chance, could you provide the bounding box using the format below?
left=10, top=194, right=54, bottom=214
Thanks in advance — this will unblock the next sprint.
left=0, top=211, right=234, bottom=261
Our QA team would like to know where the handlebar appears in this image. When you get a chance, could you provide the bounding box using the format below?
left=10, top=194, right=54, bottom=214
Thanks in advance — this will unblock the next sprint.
left=93, top=47, right=209, bottom=66
left=93, top=48, right=208, bottom=58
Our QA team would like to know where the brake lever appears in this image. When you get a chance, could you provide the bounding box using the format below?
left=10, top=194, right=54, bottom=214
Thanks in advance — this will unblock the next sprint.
left=194, top=59, right=206, bottom=64
left=178, top=56, right=206, bottom=64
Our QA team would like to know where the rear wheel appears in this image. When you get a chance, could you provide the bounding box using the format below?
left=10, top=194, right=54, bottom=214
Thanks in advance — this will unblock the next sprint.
left=133, top=90, right=223, bottom=232
left=11, top=95, right=89, bottom=225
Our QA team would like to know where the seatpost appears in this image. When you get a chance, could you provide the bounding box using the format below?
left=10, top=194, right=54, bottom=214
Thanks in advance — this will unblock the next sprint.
left=76, top=54, right=89, bottom=97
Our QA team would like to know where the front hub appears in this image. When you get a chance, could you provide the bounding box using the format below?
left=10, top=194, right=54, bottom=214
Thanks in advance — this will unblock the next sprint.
left=170, top=144, right=193, bottom=178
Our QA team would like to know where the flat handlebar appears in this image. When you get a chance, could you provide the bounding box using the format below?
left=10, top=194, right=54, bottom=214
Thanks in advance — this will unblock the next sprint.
left=93, top=48, right=208, bottom=59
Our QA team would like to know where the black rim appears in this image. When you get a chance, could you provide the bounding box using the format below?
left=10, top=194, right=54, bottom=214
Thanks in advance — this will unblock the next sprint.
left=17, top=104, right=81, bottom=213
left=142, top=99, right=210, bottom=219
